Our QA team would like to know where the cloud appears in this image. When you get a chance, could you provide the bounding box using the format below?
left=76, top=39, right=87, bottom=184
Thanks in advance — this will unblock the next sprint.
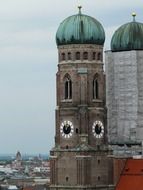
left=0, top=0, right=142, bottom=21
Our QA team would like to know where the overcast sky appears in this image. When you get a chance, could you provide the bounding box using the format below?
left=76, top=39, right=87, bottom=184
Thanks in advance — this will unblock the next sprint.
left=0, top=0, right=143, bottom=155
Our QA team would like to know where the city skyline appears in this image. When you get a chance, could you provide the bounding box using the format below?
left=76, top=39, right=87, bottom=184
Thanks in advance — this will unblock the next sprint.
left=0, top=0, right=143, bottom=154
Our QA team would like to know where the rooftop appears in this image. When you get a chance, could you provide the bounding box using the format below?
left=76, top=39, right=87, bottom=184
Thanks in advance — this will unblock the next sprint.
left=116, top=158, right=143, bottom=190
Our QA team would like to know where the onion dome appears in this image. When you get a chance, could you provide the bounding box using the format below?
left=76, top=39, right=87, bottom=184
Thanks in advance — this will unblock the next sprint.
left=56, top=6, right=105, bottom=46
left=111, top=13, right=143, bottom=52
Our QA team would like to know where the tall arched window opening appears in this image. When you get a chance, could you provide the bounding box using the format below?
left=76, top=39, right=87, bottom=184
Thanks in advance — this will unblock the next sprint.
left=62, top=53, right=65, bottom=61
left=83, top=52, right=88, bottom=60
left=76, top=52, right=80, bottom=60
left=68, top=52, right=71, bottom=60
left=93, top=78, right=99, bottom=99
left=93, top=52, right=96, bottom=60
left=64, top=76, right=72, bottom=99
left=97, top=52, right=101, bottom=61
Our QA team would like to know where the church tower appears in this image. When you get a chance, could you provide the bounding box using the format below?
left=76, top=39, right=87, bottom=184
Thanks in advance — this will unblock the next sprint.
left=106, top=13, right=143, bottom=155
left=50, top=7, right=113, bottom=190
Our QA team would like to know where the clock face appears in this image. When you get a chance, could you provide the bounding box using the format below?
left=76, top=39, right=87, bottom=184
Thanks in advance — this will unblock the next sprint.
left=92, top=121, right=104, bottom=138
left=60, top=120, right=74, bottom=138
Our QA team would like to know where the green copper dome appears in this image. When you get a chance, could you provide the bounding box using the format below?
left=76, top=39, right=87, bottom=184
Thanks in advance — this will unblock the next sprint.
left=111, top=14, right=143, bottom=52
left=56, top=8, right=105, bottom=46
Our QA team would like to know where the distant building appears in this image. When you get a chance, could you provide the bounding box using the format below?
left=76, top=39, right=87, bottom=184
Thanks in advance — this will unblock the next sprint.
left=0, top=185, right=19, bottom=190
left=16, top=151, right=22, bottom=162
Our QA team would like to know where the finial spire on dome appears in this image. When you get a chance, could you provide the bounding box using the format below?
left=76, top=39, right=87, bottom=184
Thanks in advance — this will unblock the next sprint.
left=78, top=5, right=82, bottom=14
left=132, top=12, right=136, bottom=22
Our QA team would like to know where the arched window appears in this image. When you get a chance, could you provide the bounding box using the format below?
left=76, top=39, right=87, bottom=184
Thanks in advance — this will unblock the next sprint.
left=97, top=52, right=101, bottom=61
left=64, top=75, right=72, bottom=99
left=93, top=52, right=96, bottom=60
left=98, top=176, right=101, bottom=181
left=93, top=77, right=99, bottom=99
left=61, top=53, right=65, bottom=61
left=76, top=52, right=80, bottom=60
left=83, top=52, right=88, bottom=60
left=68, top=52, right=71, bottom=60
left=66, top=176, right=69, bottom=181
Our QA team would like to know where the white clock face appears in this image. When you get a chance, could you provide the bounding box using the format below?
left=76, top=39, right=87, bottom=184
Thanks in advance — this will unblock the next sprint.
left=92, top=121, right=104, bottom=139
left=60, top=120, right=74, bottom=138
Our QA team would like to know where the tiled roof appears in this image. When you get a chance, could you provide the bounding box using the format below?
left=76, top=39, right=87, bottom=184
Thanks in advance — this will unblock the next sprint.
left=116, top=158, right=143, bottom=190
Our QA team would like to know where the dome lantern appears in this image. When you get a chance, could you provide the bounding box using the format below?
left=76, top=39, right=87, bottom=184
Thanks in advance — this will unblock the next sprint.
left=132, top=12, right=136, bottom=22
left=78, top=5, right=82, bottom=15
